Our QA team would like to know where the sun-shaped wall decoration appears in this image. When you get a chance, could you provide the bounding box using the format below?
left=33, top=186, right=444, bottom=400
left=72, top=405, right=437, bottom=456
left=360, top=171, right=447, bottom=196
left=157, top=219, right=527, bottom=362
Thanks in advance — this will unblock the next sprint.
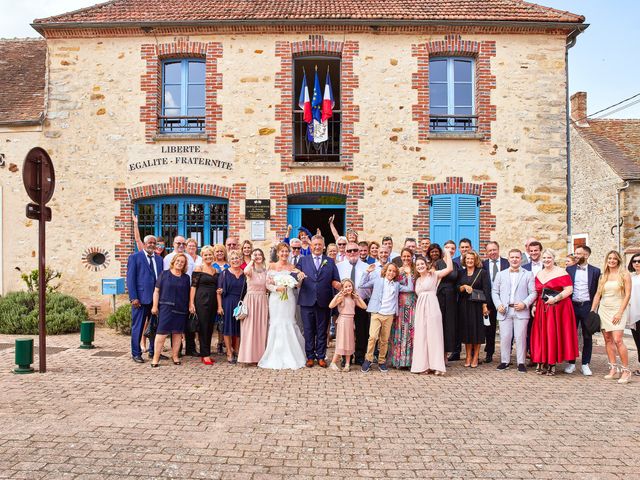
left=81, top=247, right=110, bottom=272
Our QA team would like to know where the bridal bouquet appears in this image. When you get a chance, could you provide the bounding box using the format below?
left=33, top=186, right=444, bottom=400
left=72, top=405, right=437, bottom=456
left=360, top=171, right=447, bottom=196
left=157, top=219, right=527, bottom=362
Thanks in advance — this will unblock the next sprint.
left=275, top=275, right=297, bottom=301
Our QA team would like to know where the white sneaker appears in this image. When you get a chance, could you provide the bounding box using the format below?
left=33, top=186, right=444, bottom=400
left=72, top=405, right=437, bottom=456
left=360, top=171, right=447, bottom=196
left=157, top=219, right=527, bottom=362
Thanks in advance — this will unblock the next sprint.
left=564, top=364, right=576, bottom=374
left=581, top=364, right=593, bottom=376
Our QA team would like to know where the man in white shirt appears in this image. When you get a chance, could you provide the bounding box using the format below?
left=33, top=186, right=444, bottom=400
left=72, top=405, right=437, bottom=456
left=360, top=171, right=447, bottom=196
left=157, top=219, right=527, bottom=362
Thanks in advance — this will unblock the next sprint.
left=492, top=249, right=537, bottom=373
left=337, top=242, right=371, bottom=364
left=522, top=241, right=543, bottom=276
left=335, top=236, right=348, bottom=263
left=564, top=245, right=601, bottom=376
left=163, top=236, right=195, bottom=277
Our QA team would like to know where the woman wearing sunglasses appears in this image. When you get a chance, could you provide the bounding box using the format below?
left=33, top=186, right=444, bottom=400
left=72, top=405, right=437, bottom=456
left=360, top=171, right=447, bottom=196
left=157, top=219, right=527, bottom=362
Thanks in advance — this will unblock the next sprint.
left=627, top=253, right=640, bottom=376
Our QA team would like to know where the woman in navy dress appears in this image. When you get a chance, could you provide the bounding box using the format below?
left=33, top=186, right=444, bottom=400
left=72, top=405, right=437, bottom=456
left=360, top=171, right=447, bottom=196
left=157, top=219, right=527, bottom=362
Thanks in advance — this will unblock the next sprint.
left=150, top=253, right=191, bottom=367
left=217, top=250, right=246, bottom=363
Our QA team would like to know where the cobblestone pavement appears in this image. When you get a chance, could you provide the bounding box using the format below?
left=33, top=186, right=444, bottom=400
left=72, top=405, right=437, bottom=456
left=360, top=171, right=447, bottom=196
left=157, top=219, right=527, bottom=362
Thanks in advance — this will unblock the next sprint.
left=0, top=329, right=639, bottom=479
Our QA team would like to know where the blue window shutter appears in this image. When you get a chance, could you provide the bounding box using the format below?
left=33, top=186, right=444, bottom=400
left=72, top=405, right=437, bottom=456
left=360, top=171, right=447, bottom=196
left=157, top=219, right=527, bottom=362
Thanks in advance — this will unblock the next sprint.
left=455, top=194, right=480, bottom=250
left=287, top=207, right=302, bottom=238
left=430, top=195, right=454, bottom=247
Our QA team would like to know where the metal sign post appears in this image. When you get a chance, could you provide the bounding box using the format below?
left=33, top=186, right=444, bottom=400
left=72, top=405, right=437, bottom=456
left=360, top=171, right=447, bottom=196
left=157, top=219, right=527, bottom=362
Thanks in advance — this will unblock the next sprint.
left=23, top=147, right=55, bottom=374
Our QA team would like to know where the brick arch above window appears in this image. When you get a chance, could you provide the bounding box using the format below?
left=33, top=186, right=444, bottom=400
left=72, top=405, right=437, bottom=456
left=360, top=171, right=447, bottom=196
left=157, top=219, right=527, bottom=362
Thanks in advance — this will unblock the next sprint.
left=412, top=176, right=497, bottom=254
left=114, top=176, right=246, bottom=276
left=270, top=176, right=365, bottom=238
left=275, top=35, right=360, bottom=171
left=412, top=34, right=496, bottom=142
left=140, top=40, right=222, bottom=143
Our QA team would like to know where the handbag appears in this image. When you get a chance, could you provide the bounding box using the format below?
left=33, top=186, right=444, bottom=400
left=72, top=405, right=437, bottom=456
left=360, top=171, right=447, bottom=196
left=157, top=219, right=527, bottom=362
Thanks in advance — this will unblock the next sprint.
left=187, top=313, right=199, bottom=333
left=231, top=271, right=249, bottom=321
left=468, top=271, right=486, bottom=303
left=143, top=314, right=158, bottom=338
left=585, top=311, right=601, bottom=335
left=541, top=288, right=560, bottom=302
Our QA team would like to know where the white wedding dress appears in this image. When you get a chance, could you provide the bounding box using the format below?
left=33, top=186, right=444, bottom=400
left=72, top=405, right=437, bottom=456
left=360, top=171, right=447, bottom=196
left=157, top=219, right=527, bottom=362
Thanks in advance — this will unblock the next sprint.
left=258, top=270, right=307, bottom=370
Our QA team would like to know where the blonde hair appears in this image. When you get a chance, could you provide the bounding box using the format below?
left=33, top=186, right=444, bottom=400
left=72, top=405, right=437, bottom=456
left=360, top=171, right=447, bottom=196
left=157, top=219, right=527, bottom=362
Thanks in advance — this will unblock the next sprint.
left=186, top=238, right=198, bottom=247
left=169, top=253, right=189, bottom=274
left=541, top=248, right=557, bottom=260
left=228, top=250, right=242, bottom=263
left=381, top=262, right=399, bottom=279
left=598, top=250, right=626, bottom=296
left=200, top=245, right=214, bottom=257
left=461, top=250, right=483, bottom=269
left=340, top=278, right=355, bottom=291
left=212, top=244, right=228, bottom=261
left=276, top=242, right=291, bottom=253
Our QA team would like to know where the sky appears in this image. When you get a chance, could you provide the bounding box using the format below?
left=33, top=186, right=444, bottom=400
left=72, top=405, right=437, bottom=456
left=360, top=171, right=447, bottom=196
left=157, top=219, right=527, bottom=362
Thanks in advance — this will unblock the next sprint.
left=1, top=0, right=638, bottom=118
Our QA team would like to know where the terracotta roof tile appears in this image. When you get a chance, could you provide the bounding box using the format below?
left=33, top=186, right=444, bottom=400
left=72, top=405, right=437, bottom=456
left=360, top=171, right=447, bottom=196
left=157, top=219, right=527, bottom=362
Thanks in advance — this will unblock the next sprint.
left=33, top=0, right=584, bottom=26
left=576, top=120, right=640, bottom=180
left=0, top=39, right=46, bottom=125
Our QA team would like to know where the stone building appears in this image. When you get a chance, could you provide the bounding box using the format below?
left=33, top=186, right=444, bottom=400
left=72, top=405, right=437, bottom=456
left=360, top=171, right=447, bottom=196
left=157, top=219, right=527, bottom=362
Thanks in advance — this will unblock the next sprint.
left=0, top=0, right=586, bottom=312
left=570, top=91, right=640, bottom=263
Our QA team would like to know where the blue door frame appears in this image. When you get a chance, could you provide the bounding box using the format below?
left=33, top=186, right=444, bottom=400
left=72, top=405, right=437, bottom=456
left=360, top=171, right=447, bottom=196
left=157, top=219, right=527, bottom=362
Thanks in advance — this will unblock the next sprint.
left=429, top=194, right=480, bottom=249
left=287, top=204, right=346, bottom=237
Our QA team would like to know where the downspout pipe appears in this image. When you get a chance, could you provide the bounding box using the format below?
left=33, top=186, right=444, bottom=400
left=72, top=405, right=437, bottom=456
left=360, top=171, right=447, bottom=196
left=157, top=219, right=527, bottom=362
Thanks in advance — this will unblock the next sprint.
left=616, top=181, right=630, bottom=253
left=565, top=30, right=579, bottom=252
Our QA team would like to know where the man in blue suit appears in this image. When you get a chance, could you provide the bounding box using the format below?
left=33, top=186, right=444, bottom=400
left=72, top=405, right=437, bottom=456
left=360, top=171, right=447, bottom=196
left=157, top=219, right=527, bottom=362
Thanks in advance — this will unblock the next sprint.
left=127, top=235, right=164, bottom=363
left=482, top=241, right=510, bottom=364
left=297, top=235, right=341, bottom=367
left=564, top=245, right=601, bottom=376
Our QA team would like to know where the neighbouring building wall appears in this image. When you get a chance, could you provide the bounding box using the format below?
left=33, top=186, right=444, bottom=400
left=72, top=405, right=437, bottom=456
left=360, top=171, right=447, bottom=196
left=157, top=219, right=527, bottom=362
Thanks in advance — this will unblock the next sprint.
left=622, top=182, right=640, bottom=254
left=0, top=30, right=570, bottom=311
left=570, top=126, right=621, bottom=262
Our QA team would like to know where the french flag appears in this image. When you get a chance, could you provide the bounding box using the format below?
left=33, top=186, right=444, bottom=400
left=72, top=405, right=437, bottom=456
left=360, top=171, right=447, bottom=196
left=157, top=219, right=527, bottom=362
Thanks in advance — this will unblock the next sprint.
left=321, top=70, right=334, bottom=122
left=298, top=69, right=312, bottom=124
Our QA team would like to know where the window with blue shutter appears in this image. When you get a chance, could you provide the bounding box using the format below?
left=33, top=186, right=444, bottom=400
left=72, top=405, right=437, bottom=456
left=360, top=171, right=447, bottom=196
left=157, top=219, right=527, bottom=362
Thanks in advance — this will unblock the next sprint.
left=429, top=194, right=479, bottom=249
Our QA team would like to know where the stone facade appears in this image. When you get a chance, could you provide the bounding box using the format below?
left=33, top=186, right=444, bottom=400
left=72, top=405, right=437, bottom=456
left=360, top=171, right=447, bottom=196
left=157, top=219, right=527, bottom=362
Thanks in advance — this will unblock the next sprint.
left=0, top=28, right=573, bottom=313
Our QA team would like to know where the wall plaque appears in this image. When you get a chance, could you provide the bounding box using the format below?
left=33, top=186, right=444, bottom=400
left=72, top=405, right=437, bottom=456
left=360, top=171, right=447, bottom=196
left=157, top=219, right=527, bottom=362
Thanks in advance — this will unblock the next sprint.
left=127, top=144, right=234, bottom=173
left=245, top=199, right=271, bottom=220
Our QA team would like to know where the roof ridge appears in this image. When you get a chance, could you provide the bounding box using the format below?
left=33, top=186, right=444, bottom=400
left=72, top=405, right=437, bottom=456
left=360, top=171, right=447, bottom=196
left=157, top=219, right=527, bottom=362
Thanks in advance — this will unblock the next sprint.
left=517, top=0, right=585, bottom=23
left=34, top=0, right=119, bottom=24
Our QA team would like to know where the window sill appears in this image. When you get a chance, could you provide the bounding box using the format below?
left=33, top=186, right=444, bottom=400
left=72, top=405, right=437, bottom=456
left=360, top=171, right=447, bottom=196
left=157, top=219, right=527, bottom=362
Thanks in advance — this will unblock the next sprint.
left=291, top=161, right=347, bottom=169
left=428, top=132, right=483, bottom=140
left=152, top=133, right=208, bottom=142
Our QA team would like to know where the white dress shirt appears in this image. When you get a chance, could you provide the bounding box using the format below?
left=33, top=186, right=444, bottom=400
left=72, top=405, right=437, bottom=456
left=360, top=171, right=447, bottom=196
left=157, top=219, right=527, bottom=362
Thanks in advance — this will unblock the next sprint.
left=573, top=265, right=590, bottom=302
left=378, top=279, right=397, bottom=315
left=337, top=259, right=370, bottom=300
left=509, top=270, right=520, bottom=305
left=530, top=261, right=542, bottom=276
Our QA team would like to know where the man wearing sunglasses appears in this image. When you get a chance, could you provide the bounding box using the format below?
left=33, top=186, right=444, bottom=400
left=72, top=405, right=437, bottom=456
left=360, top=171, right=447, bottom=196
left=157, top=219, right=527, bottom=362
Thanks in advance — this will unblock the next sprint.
left=337, top=242, right=371, bottom=365
left=163, top=236, right=196, bottom=277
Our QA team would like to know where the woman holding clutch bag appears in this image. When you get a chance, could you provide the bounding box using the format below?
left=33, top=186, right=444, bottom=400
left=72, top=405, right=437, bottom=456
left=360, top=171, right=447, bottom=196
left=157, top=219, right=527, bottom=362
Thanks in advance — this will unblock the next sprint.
left=530, top=249, right=578, bottom=375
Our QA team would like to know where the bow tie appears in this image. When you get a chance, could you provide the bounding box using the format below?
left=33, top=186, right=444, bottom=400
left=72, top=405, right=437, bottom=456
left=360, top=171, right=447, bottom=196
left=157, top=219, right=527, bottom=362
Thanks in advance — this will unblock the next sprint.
left=577, top=265, right=587, bottom=271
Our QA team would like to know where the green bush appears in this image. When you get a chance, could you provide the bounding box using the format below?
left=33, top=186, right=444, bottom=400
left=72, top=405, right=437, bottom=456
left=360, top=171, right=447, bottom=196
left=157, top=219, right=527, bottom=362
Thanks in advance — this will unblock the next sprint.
left=106, top=303, right=131, bottom=335
left=0, top=291, right=88, bottom=335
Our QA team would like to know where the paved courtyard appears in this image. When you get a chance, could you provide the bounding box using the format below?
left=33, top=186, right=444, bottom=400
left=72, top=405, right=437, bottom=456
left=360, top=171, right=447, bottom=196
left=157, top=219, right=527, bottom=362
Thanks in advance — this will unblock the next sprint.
left=0, top=328, right=639, bottom=479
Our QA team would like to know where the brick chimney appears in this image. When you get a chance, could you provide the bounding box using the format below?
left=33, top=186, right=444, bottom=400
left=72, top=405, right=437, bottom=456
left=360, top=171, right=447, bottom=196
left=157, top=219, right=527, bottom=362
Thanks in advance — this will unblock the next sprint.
left=570, top=91, right=588, bottom=126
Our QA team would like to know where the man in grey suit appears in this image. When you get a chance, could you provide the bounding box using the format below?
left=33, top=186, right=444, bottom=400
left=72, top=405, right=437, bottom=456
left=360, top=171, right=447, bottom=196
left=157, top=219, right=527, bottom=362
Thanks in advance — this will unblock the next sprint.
left=491, top=249, right=537, bottom=373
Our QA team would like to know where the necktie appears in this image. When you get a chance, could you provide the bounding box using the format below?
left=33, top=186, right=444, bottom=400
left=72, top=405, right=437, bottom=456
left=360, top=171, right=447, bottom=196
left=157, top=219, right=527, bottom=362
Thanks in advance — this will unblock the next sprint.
left=492, top=260, right=498, bottom=282
left=148, top=255, right=157, bottom=280
left=293, top=256, right=298, bottom=266
left=350, top=263, right=357, bottom=283
left=314, top=256, right=320, bottom=270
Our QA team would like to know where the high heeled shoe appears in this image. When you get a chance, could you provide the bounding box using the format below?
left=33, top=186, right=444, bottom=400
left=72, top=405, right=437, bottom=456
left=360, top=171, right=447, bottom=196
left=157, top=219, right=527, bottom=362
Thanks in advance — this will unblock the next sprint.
left=604, top=363, right=620, bottom=380
left=535, top=364, right=543, bottom=375
left=618, top=367, right=632, bottom=384
left=546, top=364, right=556, bottom=376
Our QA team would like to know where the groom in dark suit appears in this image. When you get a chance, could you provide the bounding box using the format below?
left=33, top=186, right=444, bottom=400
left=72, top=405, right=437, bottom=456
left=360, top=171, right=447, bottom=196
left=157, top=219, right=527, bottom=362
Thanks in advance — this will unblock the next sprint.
left=297, top=235, right=341, bottom=367
left=482, top=241, right=510, bottom=364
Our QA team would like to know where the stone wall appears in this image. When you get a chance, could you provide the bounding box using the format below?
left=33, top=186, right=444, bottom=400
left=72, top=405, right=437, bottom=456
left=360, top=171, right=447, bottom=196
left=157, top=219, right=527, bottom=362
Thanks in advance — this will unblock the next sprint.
left=569, top=126, right=621, bottom=262
left=0, top=30, right=570, bottom=311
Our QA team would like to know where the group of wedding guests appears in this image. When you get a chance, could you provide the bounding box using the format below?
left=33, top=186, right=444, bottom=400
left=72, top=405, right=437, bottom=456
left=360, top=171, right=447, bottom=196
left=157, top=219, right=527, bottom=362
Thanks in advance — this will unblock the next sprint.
left=126, top=221, right=640, bottom=383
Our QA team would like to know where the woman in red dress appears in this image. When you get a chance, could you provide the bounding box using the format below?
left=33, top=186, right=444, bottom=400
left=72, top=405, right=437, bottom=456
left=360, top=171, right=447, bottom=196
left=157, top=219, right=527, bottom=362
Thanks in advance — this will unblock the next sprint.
left=530, top=249, right=578, bottom=375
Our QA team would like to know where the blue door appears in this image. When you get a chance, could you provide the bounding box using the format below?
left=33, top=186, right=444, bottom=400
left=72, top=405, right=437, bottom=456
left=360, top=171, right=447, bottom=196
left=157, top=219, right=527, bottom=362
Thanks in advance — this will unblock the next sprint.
left=286, top=204, right=346, bottom=241
left=429, top=194, right=479, bottom=249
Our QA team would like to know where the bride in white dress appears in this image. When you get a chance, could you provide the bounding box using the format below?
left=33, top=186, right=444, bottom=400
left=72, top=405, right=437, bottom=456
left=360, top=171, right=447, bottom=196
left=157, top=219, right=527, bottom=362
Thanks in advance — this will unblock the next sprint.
left=258, top=243, right=307, bottom=370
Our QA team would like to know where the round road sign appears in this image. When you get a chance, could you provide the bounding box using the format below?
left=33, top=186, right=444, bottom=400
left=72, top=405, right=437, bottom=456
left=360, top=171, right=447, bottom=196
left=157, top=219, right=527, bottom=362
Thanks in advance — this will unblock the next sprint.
left=23, top=147, right=55, bottom=205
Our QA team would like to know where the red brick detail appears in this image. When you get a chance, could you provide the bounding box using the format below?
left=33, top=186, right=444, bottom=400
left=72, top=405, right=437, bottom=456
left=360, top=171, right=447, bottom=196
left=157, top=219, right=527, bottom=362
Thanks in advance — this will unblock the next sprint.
left=275, top=35, right=359, bottom=171
left=140, top=40, right=222, bottom=143
left=412, top=34, right=496, bottom=142
left=40, top=25, right=575, bottom=40
left=114, top=177, right=246, bottom=276
left=269, top=176, right=365, bottom=238
left=412, top=177, right=497, bottom=255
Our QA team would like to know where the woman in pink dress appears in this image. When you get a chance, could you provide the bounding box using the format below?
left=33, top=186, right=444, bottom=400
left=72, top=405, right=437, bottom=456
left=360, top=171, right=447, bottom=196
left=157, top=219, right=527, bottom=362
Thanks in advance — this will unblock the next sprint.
left=411, top=249, right=454, bottom=375
left=329, top=279, right=367, bottom=372
left=530, top=249, right=578, bottom=376
left=237, top=249, right=269, bottom=365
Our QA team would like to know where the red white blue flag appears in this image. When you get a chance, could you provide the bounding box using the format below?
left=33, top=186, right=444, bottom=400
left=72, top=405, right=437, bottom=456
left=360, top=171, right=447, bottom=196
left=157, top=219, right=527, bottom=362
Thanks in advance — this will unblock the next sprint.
left=298, top=69, right=312, bottom=124
left=321, top=70, right=334, bottom=123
